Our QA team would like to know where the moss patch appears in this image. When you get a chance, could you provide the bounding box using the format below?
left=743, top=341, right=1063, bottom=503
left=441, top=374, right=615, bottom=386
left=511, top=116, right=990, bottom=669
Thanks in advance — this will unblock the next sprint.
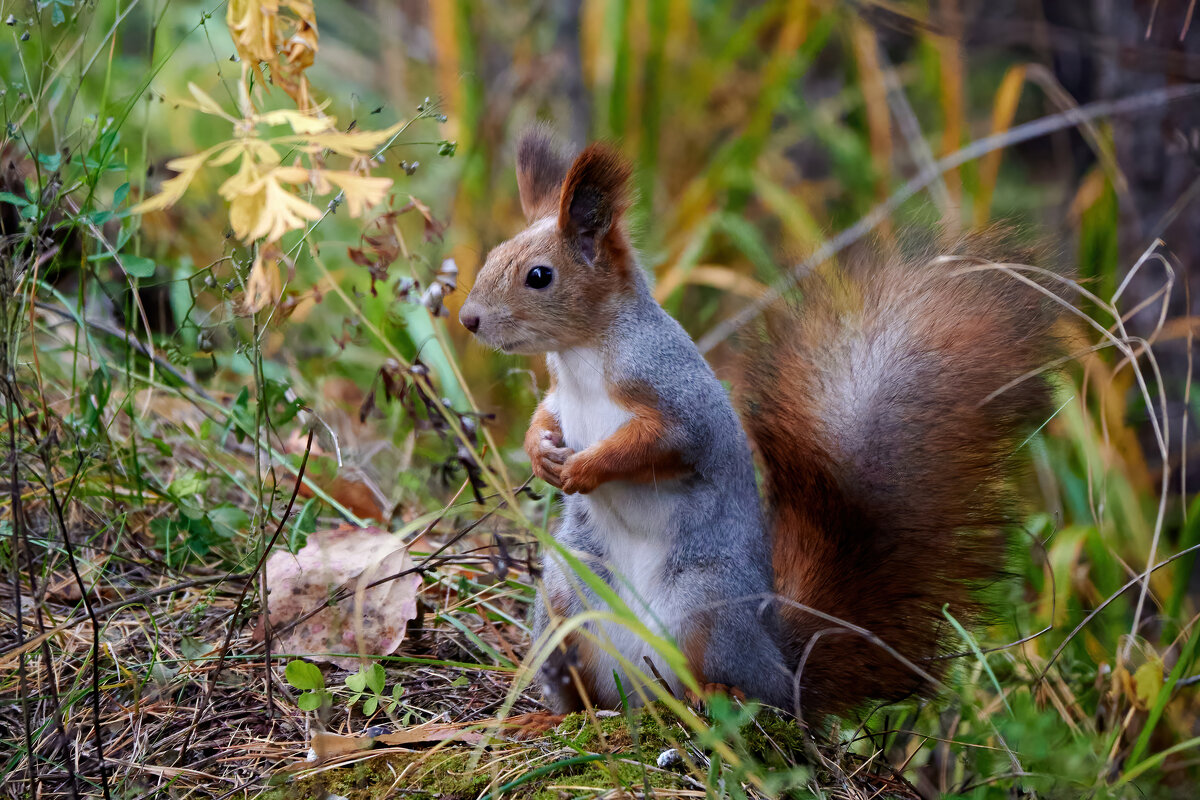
left=740, top=709, right=811, bottom=769
left=255, top=705, right=840, bottom=800
left=264, top=706, right=703, bottom=800
left=549, top=703, right=689, bottom=754
left=264, top=751, right=492, bottom=800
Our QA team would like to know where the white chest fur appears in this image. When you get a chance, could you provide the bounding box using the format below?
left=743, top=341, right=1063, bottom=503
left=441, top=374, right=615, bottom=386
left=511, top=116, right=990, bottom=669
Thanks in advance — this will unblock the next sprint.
left=546, top=348, right=631, bottom=452
left=544, top=348, right=689, bottom=704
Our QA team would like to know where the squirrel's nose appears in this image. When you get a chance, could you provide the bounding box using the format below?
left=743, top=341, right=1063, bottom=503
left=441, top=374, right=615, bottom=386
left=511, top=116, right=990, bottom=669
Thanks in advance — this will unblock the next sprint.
left=459, top=303, right=482, bottom=334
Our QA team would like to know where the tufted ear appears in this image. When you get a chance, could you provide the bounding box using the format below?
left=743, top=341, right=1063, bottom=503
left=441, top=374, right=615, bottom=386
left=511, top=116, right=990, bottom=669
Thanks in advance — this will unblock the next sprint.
left=557, top=144, right=632, bottom=265
left=516, top=126, right=571, bottom=222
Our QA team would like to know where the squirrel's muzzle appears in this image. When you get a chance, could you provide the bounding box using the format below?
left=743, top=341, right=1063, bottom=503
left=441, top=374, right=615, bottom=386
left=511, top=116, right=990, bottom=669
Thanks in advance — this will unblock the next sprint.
left=459, top=302, right=482, bottom=334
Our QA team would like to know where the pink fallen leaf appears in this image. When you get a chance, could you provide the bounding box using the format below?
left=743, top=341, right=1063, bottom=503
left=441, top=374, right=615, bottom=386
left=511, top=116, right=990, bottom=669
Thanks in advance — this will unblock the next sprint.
left=265, top=526, right=421, bottom=669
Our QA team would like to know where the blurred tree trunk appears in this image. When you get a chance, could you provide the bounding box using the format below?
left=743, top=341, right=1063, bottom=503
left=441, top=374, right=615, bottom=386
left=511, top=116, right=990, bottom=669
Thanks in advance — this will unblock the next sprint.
left=1098, top=1, right=1200, bottom=280
left=1046, top=0, right=1200, bottom=490
left=553, top=0, right=591, bottom=147
left=1046, top=0, right=1200, bottom=320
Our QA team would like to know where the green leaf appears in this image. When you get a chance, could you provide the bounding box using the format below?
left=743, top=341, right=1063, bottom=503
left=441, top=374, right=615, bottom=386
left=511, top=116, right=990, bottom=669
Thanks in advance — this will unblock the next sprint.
left=79, top=365, right=111, bottom=430
left=148, top=661, right=178, bottom=686
left=297, top=691, right=323, bottom=711
left=38, top=0, right=74, bottom=27
left=288, top=498, right=318, bottom=553
left=363, top=695, right=379, bottom=716
left=1134, top=659, right=1164, bottom=710
left=450, top=675, right=469, bottom=687
left=0, top=191, right=29, bottom=208
left=169, top=470, right=206, bottom=498
left=366, top=663, right=385, bottom=695
left=207, top=505, right=250, bottom=539
left=345, top=669, right=368, bottom=693
left=37, top=151, right=63, bottom=170
left=122, top=254, right=157, bottom=278
left=285, top=660, right=325, bottom=691
left=228, top=386, right=255, bottom=440
left=179, top=636, right=214, bottom=662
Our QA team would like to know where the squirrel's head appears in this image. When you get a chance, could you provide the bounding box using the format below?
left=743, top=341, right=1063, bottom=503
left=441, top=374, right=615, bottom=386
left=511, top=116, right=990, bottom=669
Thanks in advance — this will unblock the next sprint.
left=459, top=127, right=635, bottom=354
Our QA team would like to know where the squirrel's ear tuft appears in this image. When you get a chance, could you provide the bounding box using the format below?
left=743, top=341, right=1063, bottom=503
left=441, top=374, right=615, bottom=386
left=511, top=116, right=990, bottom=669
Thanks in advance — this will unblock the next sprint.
left=558, top=144, right=632, bottom=265
left=516, top=126, right=571, bottom=222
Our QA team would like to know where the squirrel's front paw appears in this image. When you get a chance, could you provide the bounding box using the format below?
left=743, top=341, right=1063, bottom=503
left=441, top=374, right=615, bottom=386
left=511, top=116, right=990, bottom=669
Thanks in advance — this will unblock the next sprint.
left=531, top=431, right=574, bottom=490
left=685, top=683, right=747, bottom=709
left=559, top=452, right=600, bottom=495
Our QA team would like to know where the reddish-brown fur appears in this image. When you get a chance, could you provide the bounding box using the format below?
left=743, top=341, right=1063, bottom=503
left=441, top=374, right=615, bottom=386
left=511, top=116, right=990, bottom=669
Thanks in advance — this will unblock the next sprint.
left=462, top=144, right=637, bottom=356
left=557, top=144, right=633, bottom=275
left=683, top=621, right=712, bottom=685
left=525, top=389, right=566, bottom=486
left=739, top=231, right=1059, bottom=718
left=516, top=126, right=571, bottom=221
left=558, top=381, right=691, bottom=494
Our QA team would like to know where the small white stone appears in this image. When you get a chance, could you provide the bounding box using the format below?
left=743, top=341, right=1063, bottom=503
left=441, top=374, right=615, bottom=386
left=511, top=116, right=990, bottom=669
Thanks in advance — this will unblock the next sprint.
left=656, top=748, right=682, bottom=770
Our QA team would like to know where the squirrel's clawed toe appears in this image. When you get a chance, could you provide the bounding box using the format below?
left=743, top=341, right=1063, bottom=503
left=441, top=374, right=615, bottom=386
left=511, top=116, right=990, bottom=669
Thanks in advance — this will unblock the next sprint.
left=686, top=683, right=747, bottom=709
left=532, top=430, right=574, bottom=490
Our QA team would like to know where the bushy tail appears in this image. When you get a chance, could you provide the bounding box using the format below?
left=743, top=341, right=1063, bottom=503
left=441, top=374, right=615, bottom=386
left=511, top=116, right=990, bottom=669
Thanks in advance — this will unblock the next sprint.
left=739, top=230, right=1061, bottom=719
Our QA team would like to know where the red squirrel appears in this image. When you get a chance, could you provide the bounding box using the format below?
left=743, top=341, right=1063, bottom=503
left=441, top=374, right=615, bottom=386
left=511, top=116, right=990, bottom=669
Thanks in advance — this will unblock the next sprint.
left=458, top=127, right=1059, bottom=721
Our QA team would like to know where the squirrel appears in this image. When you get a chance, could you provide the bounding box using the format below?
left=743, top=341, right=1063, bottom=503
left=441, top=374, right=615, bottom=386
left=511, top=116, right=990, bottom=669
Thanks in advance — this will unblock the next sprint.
left=458, top=127, right=1060, bottom=722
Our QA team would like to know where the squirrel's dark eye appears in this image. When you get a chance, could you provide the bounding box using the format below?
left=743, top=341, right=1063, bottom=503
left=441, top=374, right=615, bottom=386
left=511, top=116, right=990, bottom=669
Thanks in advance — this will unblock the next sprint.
left=525, top=265, right=554, bottom=290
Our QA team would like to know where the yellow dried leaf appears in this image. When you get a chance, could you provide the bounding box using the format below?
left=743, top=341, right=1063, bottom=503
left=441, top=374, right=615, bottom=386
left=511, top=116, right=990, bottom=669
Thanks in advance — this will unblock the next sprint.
left=228, top=186, right=266, bottom=242
left=208, top=144, right=244, bottom=169
left=324, top=170, right=392, bottom=217
left=303, top=119, right=406, bottom=157
left=135, top=0, right=403, bottom=250
left=1112, top=664, right=1131, bottom=700
left=247, top=138, right=283, bottom=166
left=227, top=0, right=319, bottom=109
left=309, top=168, right=331, bottom=196
left=283, top=0, right=318, bottom=73
left=227, top=0, right=279, bottom=64
left=257, top=108, right=335, bottom=135
left=248, top=175, right=322, bottom=242
left=274, top=164, right=311, bottom=185
left=975, top=64, right=1028, bottom=226
left=283, top=0, right=317, bottom=31
left=243, top=249, right=283, bottom=314
left=218, top=151, right=264, bottom=201
left=130, top=150, right=214, bottom=214
left=1069, top=167, right=1108, bottom=223
left=187, top=82, right=235, bottom=121
left=283, top=27, right=317, bottom=73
